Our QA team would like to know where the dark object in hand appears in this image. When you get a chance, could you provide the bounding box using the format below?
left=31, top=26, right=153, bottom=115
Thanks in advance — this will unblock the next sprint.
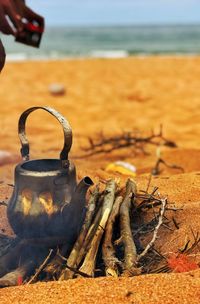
left=15, top=21, right=44, bottom=48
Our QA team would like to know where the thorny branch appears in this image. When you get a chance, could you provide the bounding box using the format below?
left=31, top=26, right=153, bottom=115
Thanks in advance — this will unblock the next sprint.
left=137, top=198, right=167, bottom=262
left=179, top=228, right=200, bottom=255
left=153, top=228, right=200, bottom=274
left=79, top=126, right=177, bottom=158
left=151, top=147, right=184, bottom=175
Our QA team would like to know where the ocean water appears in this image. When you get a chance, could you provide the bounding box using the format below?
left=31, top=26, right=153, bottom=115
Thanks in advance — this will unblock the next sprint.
left=1, top=24, right=200, bottom=60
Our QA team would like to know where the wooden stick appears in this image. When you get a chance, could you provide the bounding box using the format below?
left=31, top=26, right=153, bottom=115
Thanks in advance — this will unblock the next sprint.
left=56, top=252, right=91, bottom=278
left=59, top=185, right=100, bottom=280
left=102, top=196, right=123, bottom=277
left=27, top=249, right=54, bottom=284
left=79, top=179, right=117, bottom=277
left=72, top=206, right=102, bottom=269
left=120, top=179, right=140, bottom=276
left=137, top=198, right=167, bottom=261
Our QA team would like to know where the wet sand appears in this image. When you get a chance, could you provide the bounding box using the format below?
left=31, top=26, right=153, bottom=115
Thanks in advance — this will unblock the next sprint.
left=0, top=56, right=200, bottom=303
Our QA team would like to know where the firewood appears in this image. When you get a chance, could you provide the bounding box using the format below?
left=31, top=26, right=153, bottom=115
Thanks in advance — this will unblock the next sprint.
left=0, top=260, right=36, bottom=287
left=102, top=196, right=123, bottom=277
left=74, top=205, right=102, bottom=264
left=47, top=193, right=102, bottom=280
left=79, top=179, right=117, bottom=277
left=0, top=239, right=50, bottom=287
left=56, top=205, right=102, bottom=280
left=59, top=185, right=100, bottom=280
left=120, top=179, right=141, bottom=276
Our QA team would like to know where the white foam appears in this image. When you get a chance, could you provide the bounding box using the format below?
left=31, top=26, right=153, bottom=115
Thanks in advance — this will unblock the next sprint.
left=6, top=53, right=28, bottom=61
left=89, top=50, right=128, bottom=58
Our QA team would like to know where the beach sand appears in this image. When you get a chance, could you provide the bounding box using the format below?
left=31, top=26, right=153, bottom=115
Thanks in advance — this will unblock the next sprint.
left=0, top=56, right=200, bottom=303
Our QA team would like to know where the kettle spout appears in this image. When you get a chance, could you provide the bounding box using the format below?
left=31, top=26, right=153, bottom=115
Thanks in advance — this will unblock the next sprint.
left=61, top=176, right=93, bottom=243
left=62, top=176, right=93, bottom=218
left=73, top=176, right=94, bottom=200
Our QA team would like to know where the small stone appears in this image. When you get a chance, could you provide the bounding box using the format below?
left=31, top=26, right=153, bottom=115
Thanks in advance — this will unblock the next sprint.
left=49, top=83, right=66, bottom=96
left=0, top=150, right=20, bottom=166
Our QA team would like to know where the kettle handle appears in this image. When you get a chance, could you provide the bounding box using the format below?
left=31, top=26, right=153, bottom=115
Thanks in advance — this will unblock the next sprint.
left=18, top=106, right=72, bottom=168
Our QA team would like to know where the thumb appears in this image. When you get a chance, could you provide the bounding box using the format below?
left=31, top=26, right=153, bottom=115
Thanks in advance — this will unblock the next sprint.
left=4, top=4, right=23, bottom=33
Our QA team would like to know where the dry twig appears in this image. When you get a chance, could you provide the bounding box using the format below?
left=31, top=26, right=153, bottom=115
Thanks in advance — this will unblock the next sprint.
left=27, top=249, right=54, bottom=284
left=137, top=198, right=167, bottom=262
left=152, top=158, right=184, bottom=175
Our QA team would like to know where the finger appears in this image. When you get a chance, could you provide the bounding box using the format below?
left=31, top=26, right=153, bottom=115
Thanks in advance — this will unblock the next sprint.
left=23, top=6, right=44, bottom=28
left=0, top=39, right=6, bottom=72
left=13, top=0, right=26, bottom=16
left=0, top=10, right=15, bottom=35
left=4, top=4, right=23, bottom=33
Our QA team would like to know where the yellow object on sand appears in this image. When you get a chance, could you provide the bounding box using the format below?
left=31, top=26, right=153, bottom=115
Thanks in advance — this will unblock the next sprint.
left=105, top=161, right=136, bottom=177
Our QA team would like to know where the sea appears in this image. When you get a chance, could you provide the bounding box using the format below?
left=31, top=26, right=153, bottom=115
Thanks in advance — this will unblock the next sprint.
left=1, top=24, right=200, bottom=61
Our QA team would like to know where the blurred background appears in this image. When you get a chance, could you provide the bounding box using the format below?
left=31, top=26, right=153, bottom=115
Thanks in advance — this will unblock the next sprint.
left=1, top=0, right=200, bottom=59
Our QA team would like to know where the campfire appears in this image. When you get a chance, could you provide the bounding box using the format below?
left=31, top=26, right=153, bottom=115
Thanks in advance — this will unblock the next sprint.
left=0, top=177, right=187, bottom=287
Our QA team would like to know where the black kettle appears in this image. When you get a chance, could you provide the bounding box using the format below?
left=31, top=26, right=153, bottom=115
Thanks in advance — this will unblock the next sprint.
left=7, top=106, right=93, bottom=245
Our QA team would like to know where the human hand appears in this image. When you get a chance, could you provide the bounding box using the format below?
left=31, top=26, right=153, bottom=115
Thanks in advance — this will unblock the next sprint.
left=0, top=0, right=44, bottom=36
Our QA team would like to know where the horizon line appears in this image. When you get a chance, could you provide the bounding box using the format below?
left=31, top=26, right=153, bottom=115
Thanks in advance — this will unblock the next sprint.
left=46, top=21, right=200, bottom=28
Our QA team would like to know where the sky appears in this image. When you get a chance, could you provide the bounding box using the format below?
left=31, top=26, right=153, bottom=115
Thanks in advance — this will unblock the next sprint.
left=27, top=0, right=200, bottom=26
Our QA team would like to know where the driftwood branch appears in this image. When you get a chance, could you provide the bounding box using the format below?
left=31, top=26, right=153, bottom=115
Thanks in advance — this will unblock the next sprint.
left=102, top=196, right=123, bottom=277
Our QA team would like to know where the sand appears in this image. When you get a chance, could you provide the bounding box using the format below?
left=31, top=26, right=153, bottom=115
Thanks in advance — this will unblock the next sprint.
left=0, top=56, right=200, bottom=303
